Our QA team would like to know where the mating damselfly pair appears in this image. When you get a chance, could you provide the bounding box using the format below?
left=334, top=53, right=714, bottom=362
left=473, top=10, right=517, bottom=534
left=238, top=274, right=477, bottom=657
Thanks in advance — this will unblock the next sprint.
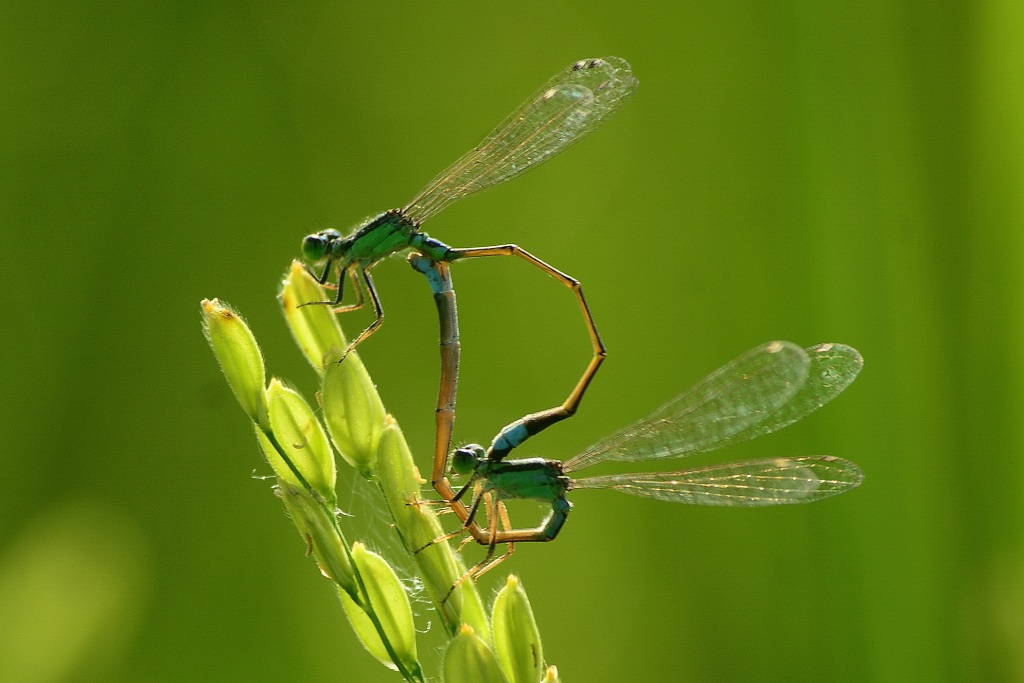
left=408, top=256, right=861, bottom=583
left=300, top=56, right=863, bottom=577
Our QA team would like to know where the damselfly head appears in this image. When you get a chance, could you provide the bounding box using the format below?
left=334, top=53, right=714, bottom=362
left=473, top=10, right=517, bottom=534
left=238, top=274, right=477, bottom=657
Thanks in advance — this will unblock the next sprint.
left=451, top=444, right=486, bottom=476
left=301, top=229, right=342, bottom=262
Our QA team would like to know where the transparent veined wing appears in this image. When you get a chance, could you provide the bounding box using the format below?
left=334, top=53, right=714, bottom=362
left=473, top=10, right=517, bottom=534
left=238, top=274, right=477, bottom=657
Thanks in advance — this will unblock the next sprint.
left=568, top=456, right=863, bottom=505
left=562, top=341, right=862, bottom=473
left=722, top=343, right=862, bottom=443
left=403, top=57, right=637, bottom=224
left=563, top=341, right=809, bottom=472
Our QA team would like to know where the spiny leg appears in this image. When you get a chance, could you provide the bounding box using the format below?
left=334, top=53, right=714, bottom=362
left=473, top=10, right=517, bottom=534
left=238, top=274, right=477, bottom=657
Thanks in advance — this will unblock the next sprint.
left=442, top=493, right=516, bottom=603
left=302, top=264, right=339, bottom=291
left=453, top=485, right=491, bottom=554
left=299, top=260, right=341, bottom=301
left=303, top=257, right=335, bottom=287
left=406, top=498, right=457, bottom=514
left=414, top=482, right=486, bottom=555
left=332, top=267, right=365, bottom=313
left=334, top=267, right=384, bottom=363
left=450, top=244, right=606, bottom=460
left=468, top=499, right=516, bottom=580
left=471, top=495, right=572, bottom=546
left=454, top=532, right=476, bottom=554
left=298, top=264, right=364, bottom=310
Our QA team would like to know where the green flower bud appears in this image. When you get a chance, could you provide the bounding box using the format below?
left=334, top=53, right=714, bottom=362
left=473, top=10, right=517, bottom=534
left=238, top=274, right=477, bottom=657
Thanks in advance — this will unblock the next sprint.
left=444, top=624, right=506, bottom=683
left=493, top=575, right=543, bottom=683
left=373, top=419, right=422, bottom=526
left=339, top=543, right=419, bottom=676
left=279, top=261, right=349, bottom=370
left=200, top=299, right=268, bottom=429
left=276, top=479, right=355, bottom=597
left=339, top=587, right=393, bottom=669
left=265, top=379, right=336, bottom=504
left=321, top=358, right=386, bottom=477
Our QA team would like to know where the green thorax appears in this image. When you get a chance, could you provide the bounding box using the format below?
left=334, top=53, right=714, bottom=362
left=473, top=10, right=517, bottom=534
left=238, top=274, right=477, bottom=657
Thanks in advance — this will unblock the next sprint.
left=336, top=209, right=451, bottom=265
left=479, top=458, right=570, bottom=502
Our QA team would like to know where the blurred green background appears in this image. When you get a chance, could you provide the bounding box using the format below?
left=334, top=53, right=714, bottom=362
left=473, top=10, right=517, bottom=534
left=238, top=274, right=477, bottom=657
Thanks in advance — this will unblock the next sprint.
left=2, top=1, right=1023, bottom=681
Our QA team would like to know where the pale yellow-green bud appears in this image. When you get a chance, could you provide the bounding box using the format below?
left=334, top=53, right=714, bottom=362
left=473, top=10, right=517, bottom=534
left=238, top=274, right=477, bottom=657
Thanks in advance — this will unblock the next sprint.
left=444, top=624, right=505, bottom=683
left=275, top=479, right=355, bottom=597
left=321, top=358, right=386, bottom=477
left=493, top=574, right=543, bottom=683
left=279, top=261, right=349, bottom=370
left=265, top=379, right=336, bottom=505
left=200, top=299, right=268, bottom=430
left=338, top=543, right=419, bottom=676
left=339, top=588, right=391, bottom=669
